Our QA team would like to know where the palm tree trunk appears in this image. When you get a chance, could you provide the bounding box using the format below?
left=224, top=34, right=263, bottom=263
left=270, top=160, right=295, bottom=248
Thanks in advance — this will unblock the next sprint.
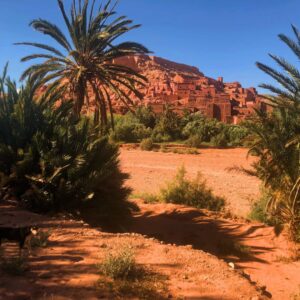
left=90, top=82, right=107, bottom=132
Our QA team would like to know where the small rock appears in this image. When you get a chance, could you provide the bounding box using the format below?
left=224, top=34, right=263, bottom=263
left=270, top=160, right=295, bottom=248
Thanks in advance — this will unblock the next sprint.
left=228, top=262, right=235, bottom=269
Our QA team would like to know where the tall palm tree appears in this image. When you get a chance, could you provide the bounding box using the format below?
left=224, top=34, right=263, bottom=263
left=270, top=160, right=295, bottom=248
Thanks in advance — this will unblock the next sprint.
left=17, top=0, right=150, bottom=129
left=248, top=25, right=300, bottom=239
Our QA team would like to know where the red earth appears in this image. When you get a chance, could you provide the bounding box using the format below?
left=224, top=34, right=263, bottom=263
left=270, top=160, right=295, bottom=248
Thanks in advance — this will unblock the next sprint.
left=120, top=148, right=260, bottom=217
left=0, top=148, right=299, bottom=299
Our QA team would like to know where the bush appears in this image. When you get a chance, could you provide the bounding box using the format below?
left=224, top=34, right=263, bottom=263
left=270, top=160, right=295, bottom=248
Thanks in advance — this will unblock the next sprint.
left=160, top=166, right=225, bottom=211
left=97, top=245, right=168, bottom=299
left=111, top=115, right=152, bottom=143
left=211, top=132, right=228, bottom=148
left=0, top=71, right=130, bottom=220
left=135, top=106, right=156, bottom=129
left=226, top=125, right=249, bottom=146
left=99, top=246, right=136, bottom=280
left=182, top=114, right=223, bottom=142
left=249, top=187, right=282, bottom=227
left=186, top=135, right=202, bottom=148
left=140, top=138, right=154, bottom=151
left=152, top=106, right=182, bottom=141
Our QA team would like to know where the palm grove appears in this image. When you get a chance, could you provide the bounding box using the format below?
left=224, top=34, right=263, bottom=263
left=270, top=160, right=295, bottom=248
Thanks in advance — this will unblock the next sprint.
left=0, top=0, right=299, bottom=240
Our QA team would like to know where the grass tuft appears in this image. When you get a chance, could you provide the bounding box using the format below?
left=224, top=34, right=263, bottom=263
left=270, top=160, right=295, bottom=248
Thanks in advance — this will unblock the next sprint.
left=97, top=245, right=168, bottom=299
left=130, top=192, right=160, bottom=204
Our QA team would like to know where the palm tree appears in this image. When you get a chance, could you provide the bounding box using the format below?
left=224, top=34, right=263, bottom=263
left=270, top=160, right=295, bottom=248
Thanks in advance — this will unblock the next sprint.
left=256, top=25, right=300, bottom=110
left=17, top=0, right=150, bottom=129
left=248, top=25, right=300, bottom=239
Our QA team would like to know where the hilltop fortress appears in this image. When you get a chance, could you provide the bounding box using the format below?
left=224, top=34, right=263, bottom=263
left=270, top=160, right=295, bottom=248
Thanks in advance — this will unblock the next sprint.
left=100, top=55, right=266, bottom=124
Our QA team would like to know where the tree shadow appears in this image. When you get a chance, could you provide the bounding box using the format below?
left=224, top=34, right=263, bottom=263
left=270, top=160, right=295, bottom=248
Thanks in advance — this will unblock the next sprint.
left=126, top=207, right=273, bottom=264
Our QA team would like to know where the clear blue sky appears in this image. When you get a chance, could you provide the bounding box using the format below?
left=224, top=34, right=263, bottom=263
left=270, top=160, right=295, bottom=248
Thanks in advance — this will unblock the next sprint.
left=1, top=0, right=300, bottom=91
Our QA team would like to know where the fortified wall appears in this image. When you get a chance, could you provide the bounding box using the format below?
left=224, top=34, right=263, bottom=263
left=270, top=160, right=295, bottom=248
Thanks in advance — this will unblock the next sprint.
left=109, top=55, right=266, bottom=124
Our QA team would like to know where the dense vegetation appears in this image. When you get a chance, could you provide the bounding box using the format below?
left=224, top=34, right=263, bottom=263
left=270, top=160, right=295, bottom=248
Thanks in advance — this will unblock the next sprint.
left=0, top=66, right=130, bottom=221
left=17, top=0, right=149, bottom=129
left=246, top=25, right=300, bottom=241
left=0, top=0, right=299, bottom=243
left=110, top=106, right=249, bottom=148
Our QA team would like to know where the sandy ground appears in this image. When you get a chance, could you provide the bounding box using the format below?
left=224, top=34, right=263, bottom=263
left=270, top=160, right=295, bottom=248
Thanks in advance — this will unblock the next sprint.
left=0, top=149, right=299, bottom=299
left=0, top=203, right=265, bottom=300
left=129, top=200, right=300, bottom=300
left=120, top=148, right=260, bottom=217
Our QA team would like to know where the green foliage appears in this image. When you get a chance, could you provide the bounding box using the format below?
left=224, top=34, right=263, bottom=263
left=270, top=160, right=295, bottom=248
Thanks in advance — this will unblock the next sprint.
left=246, top=106, right=300, bottom=238
left=99, top=246, right=137, bottom=280
left=246, top=25, right=300, bottom=240
left=186, top=135, right=202, bottom=148
left=17, top=0, right=149, bottom=128
left=211, top=132, right=228, bottom=148
left=152, top=106, right=182, bottom=142
left=0, top=71, right=130, bottom=219
left=140, top=138, right=154, bottom=151
left=98, top=245, right=168, bottom=299
left=110, top=113, right=152, bottom=143
left=135, top=106, right=156, bottom=129
left=160, top=166, right=225, bottom=211
left=182, top=114, right=223, bottom=142
left=109, top=109, right=248, bottom=148
left=130, top=192, right=159, bottom=204
left=248, top=187, right=281, bottom=227
left=226, top=125, right=249, bottom=147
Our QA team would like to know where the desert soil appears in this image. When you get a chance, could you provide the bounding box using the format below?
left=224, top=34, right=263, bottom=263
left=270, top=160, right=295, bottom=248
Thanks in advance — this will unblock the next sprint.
left=0, top=202, right=265, bottom=300
left=120, top=148, right=260, bottom=217
left=0, top=148, right=299, bottom=299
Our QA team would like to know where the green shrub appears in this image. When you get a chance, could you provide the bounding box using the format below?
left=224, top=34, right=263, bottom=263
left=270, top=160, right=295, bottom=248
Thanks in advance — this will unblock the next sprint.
left=110, top=113, right=152, bottom=143
left=182, top=114, right=223, bottom=142
left=135, top=106, right=156, bottom=129
left=0, top=70, right=130, bottom=219
left=99, top=246, right=136, bottom=280
left=226, top=125, right=249, bottom=146
left=186, top=135, right=202, bottom=148
left=249, top=188, right=282, bottom=227
left=160, top=166, right=225, bottom=211
left=211, top=133, right=228, bottom=148
left=152, top=106, right=182, bottom=141
left=140, top=138, right=154, bottom=151
left=97, top=246, right=168, bottom=299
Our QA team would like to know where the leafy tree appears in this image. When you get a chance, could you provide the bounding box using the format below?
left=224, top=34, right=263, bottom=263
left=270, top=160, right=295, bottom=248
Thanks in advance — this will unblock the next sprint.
left=152, top=105, right=182, bottom=142
left=110, top=113, right=151, bottom=143
left=134, top=106, right=156, bottom=129
left=17, top=0, right=149, bottom=129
